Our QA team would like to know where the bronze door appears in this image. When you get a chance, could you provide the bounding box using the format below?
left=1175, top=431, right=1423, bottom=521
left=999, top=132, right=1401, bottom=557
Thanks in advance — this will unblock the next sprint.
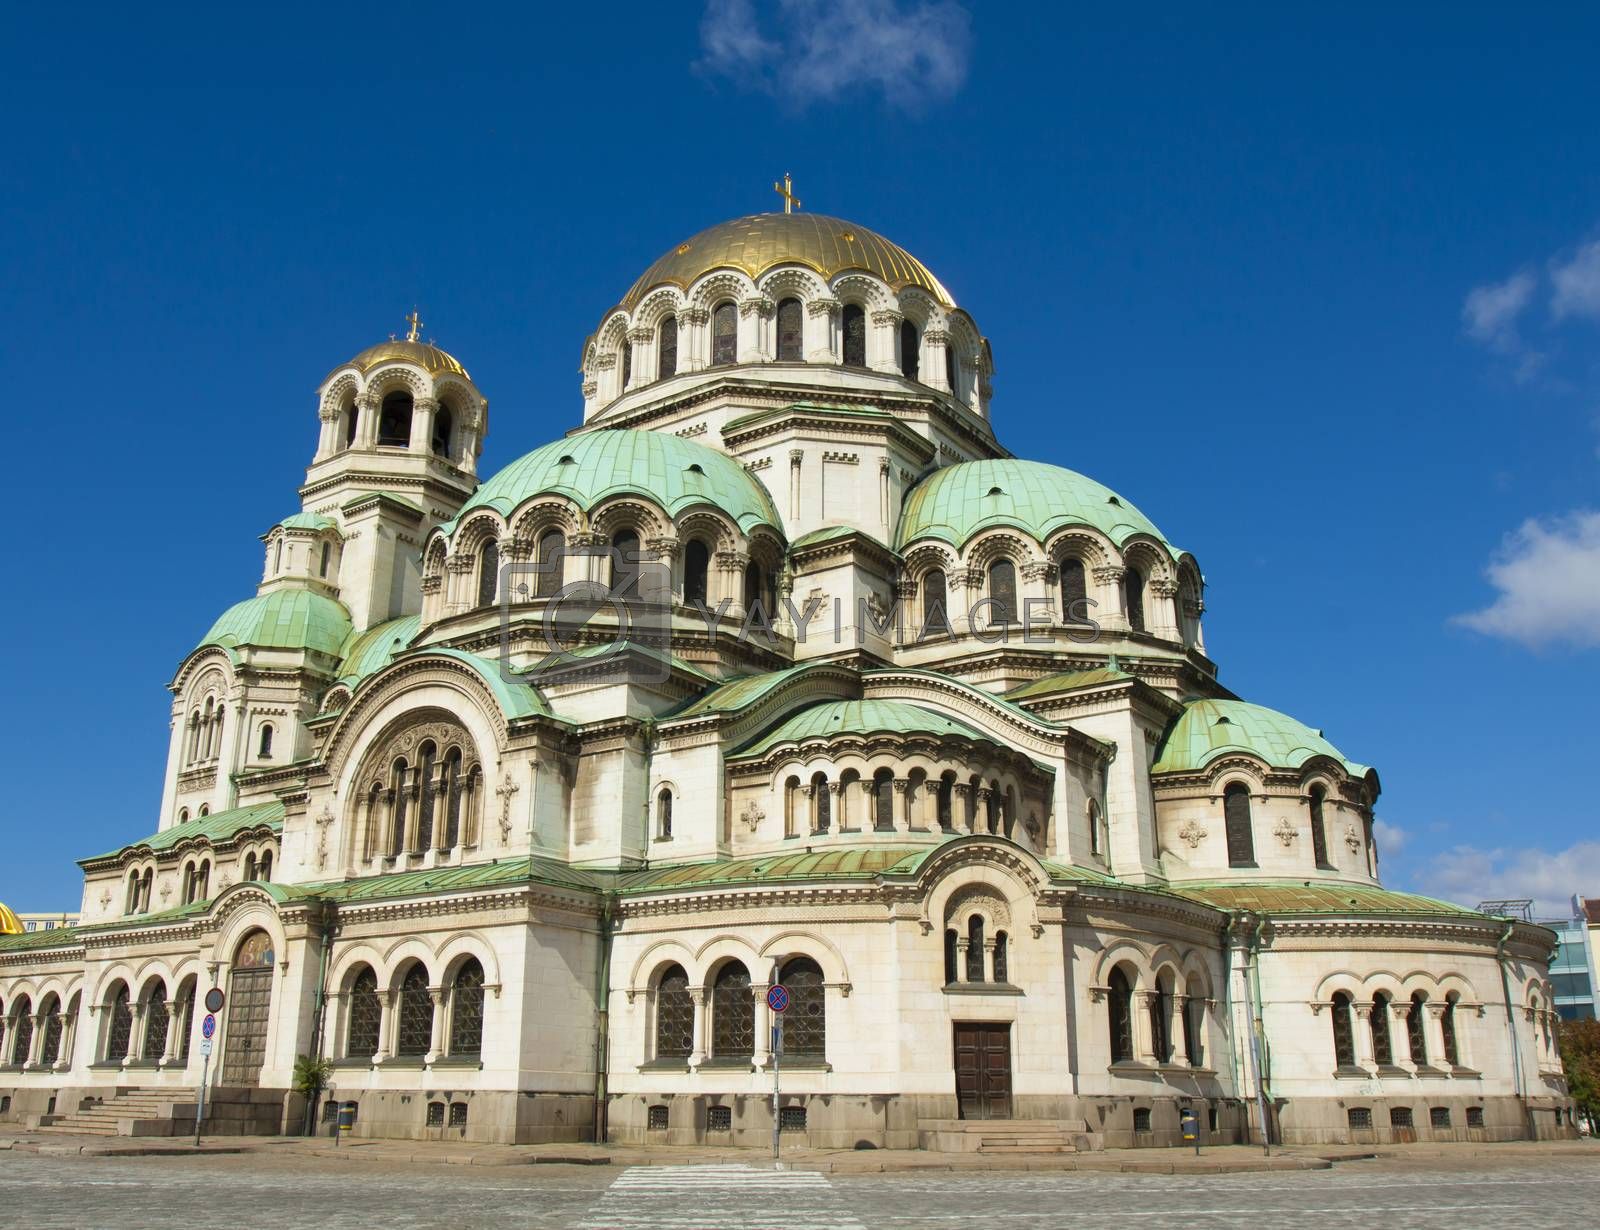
left=954, top=1022, right=1012, bottom=1120
left=220, top=968, right=273, bottom=1087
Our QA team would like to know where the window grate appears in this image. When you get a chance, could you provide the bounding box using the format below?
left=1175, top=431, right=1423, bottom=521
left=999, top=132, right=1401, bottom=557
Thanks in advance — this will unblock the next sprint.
left=647, top=1105, right=669, bottom=1131
left=1133, top=1107, right=1152, bottom=1133
left=1466, top=1107, right=1484, bottom=1128
left=1347, top=1107, right=1372, bottom=1129
left=1390, top=1106, right=1413, bottom=1129
left=449, top=1102, right=468, bottom=1128
left=779, top=1106, right=807, bottom=1133
left=1429, top=1107, right=1450, bottom=1129
left=426, top=1102, right=445, bottom=1127
left=706, top=1105, right=732, bottom=1131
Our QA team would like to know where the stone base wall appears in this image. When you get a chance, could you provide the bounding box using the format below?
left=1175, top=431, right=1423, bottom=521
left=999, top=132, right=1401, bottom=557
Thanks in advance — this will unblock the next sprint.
left=1276, top=1093, right=1580, bottom=1146
left=309, top=1089, right=596, bottom=1145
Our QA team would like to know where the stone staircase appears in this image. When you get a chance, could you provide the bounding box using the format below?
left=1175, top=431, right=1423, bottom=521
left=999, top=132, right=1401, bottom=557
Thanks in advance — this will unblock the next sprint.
left=36, top=1088, right=195, bottom=1137
left=919, top=1119, right=1092, bottom=1154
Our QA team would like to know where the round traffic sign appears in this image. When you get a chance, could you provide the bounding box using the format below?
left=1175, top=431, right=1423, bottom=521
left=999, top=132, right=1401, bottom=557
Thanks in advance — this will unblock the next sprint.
left=201, top=1013, right=217, bottom=1040
left=766, top=984, right=790, bottom=1013
left=204, top=987, right=225, bottom=1013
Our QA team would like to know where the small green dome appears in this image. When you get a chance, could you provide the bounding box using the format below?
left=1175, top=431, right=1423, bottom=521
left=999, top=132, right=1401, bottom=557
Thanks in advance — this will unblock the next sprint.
left=336, top=615, right=420, bottom=685
left=1152, top=698, right=1370, bottom=778
left=200, top=589, right=353, bottom=657
left=276, top=512, right=336, bottom=532
left=736, top=698, right=985, bottom=758
left=896, top=458, right=1176, bottom=553
left=448, top=429, right=783, bottom=537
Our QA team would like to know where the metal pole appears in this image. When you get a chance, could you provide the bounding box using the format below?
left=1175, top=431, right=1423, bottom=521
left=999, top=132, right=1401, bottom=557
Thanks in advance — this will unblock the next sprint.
left=194, top=1052, right=209, bottom=1148
left=771, top=1018, right=782, bottom=1164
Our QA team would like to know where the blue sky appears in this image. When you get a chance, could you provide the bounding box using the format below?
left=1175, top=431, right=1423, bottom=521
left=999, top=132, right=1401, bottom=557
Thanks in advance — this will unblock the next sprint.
left=4, top=3, right=1598, bottom=915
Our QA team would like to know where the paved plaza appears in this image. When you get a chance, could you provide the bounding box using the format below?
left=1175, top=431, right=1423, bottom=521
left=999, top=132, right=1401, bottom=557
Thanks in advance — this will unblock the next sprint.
left=1, top=1147, right=1596, bottom=1229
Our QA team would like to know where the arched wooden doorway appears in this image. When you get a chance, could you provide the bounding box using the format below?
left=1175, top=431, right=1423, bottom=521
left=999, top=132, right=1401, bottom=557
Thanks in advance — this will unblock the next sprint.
left=221, top=929, right=275, bottom=1086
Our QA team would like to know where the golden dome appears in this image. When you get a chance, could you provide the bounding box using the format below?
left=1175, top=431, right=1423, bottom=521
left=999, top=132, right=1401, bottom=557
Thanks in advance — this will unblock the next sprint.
left=339, top=339, right=470, bottom=380
left=0, top=901, right=22, bottom=936
left=619, top=212, right=954, bottom=310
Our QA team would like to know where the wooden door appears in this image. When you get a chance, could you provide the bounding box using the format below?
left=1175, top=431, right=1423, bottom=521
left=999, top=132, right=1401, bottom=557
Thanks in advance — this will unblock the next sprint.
left=953, top=1022, right=1012, bottom=1120
left=220, top=968, right=272, bottom=1086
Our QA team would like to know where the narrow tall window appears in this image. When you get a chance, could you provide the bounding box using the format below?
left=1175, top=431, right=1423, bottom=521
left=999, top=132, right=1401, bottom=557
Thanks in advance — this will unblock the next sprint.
left=449, top=959, right=485, bottom=1055
left=842, top=304, right=866, bottom=367
left=655, top=965, right=693, bottom=1059
left=921, top=569, right=949, bottom=636
left=258, top=724, right=274, bottom=759
left=1441, top=996, right=1460, bottom=1067
left=1108, top=968, right=1134, bottom=1063
left=1331, top=991, right=1356, bottom=1068
left=1184, top=996, right=1204, bottom=1066
left=344, top=405, right=358, bottom=448
left=10, top=996, right=34, bottom=1066
left=536, top=529, right=564, bottom=598
left=657, top=788, right=673, bottom=840
left=319, top=541, right=330, bottom=577
left=243, top=853, right=258, bottom=882
left=1407, top=992, right=1428, bottom=1066
left=1370, top=993, right=1394, bottom=1067
left=431, top=407, right=453, bottom=457
left=937, top=775, right=954, bottom=830
left=477, top=540, right=499, bottom=607
left=811, top=772, right=830, bottom=833
left=621, top=339, right=632, bottom=389
left=899, top=319, right=919, bottom=379
left=684, top=540, right=710, bottom=606
left=1088, top=799, right=1102, bottom=857
left=1124, top=566, right=1146, bottom=633
left=711, top=301, right=737, bottom=366
left=611, top=530, right=640, bottom=599
left=259, top=849, right=272, bottom=881
left=784, top=776, right=800, bottom=838
left=142, top=985, right=169, bottom=1060
left=779, top=957, right=826, bottom=1058
left=993, top=932, right=1009, bottom=984
left=416, top=742, right=438, bottom=853
left=945, top=345, right=957, bottom=393
left=396, top=965, right=434, bottom=1057
left=1223, top=783, right=1255, bottom=867
left=40, top=996, right=63, bottom=1066
left=442, top=748, right=463, bottom=849
left=1060, top=558, right=1088, bottom=623
left=1150, top=982, right=1172, bottom=1063
left=712, top=962, right=754, bottom=1058
left=743, top=561, right=763, bottom=612
left=776, top=297, right=803, bottom=360
left=988, top=559, right=1017, bottom=625
left=389, top=759, right=409, bottom=857
left=965, top=916, right=986, bottom=983
left=346, top=968, right=381, bottom=1058
left=1310, top=785, right=1331, bottom=868
left=874, top=769, right=895, bottom=831
left=658, top=315, right=678, bottom=379
left=105, top=985, right=133, bottom=1062
left=377, top=392, right=413, bottom=447
left=944, top=929, right=958, bottom=984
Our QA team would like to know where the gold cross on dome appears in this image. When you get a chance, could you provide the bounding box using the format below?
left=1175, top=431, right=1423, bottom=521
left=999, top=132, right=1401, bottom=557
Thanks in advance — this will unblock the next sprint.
left=772, top=173, right=801, bottom=214
left=404, top=309, right=423, bottom=342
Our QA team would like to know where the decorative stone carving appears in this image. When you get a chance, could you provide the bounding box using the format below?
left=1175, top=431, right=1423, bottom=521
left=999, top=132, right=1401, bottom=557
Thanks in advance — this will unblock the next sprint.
left=495, top=771, right=520, bottom=842
left=314, top=807, right=337, bottom=870
left=740, top=801, right=765, bottom=833
left=1274, top=818, right=1298, bottom=847
left=1178, top=818, right=1207, bottom=849
left=1345, top=825, right=1362, bottom=852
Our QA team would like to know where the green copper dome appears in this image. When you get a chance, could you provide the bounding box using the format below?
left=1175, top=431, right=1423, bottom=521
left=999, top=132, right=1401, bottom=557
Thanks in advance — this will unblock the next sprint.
left=199, top=589, right=353, bottom=657
left=448, top=429, right=783, bottom=537
left=1152, top=698, right=1370, bottom=778
left=735, top=698, right=986, bottom=758
left=336, top=615, right=420, bottom=686
left=896, top=458, right=1177, bottom=553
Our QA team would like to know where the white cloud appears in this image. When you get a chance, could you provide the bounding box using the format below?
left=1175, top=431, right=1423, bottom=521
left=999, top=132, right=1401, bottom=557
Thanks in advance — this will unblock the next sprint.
left=696, top=0, right=972, bottom=111
left=1453, top=510, right=1600, bottom=649
left=1551, top=238, right=1600, bottom=322
left=1463, top=270, right=1536, bottom=350
left=1372, top=819, right=1406, bottom=855
left=1414, top=841, right=1600, bottom=919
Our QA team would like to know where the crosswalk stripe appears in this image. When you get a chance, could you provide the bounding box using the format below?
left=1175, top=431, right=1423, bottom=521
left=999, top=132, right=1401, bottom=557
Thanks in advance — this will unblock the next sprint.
left=577, top=1163, right=866, bottom=1230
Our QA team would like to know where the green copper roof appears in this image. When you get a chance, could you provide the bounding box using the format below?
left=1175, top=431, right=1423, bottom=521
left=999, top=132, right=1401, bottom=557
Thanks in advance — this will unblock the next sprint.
left=896, top=458, right=1177, bottom=553
left=1171, top=880, right=1483, bottom=919
left=1151, top=698, right=1370, bottom=777
left=337, top=615, right=420, bottom=686
left=292, top=855, right=609, bottom=902
left=448, top=429, right=783, bottom=537
left=199, top=589, right=353, bottom=657
left=406, top=648, right=553, bottom=719
left=735, top=698, right=986, bottom=758
left=1006, top=666, right=1136, bottom=701
left=276, top=512, right=336, bottom=532
left=0, top=925, right=84, bottom=954
left=672, top=664, right=821, bottom=719
left=85, top=800, right=285, bottom=864
left=618, top=845, right=933, bottom=893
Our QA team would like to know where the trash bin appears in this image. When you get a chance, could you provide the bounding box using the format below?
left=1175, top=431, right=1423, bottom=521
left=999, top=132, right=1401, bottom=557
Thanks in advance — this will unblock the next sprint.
left=338, top=1102, right=358, bottom=1134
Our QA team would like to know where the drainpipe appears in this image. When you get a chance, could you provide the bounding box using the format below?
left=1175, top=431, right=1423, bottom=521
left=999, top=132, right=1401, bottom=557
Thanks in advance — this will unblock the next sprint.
left=1494, top=919, right=1535, bottom=1140
left=302, top=903, right=336, bottom=1137
left=593, top=892, right=618, bottom=1144
left=1230, top=911, right=1272, bottom=1154
left=1247, top=916, right=1275, bottom=1153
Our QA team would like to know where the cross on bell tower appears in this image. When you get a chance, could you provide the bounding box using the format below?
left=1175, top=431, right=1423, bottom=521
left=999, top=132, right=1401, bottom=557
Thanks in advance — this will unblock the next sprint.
left=772, top=173, right=801, bottom=214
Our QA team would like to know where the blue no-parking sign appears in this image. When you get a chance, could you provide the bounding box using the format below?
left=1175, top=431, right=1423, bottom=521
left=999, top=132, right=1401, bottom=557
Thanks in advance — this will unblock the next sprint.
left=202, top=1013, right=217, bottom=1039
left=766, top=984, right=790, bottom=1013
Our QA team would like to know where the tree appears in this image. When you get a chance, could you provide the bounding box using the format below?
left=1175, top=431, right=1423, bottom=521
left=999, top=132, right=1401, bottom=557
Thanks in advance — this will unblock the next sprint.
left=292, top=1053, right=334, bottom=1136
left=1558, top=1019, right=1600, bottom=1133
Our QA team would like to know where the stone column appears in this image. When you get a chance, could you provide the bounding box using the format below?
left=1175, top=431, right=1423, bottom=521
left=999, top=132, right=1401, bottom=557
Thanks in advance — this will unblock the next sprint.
left=955, top=937, right=972, bottom=984
left=315, top=403, right=339, bottom=461
left=1134, top=991, right=1158, bottom=1063
left=923, top=328, right=952, bottom=392
left=1425, top=1002, right=1449, bottom=1068
left=752, top=985, right=771, bottom=1068
left=627, top=327, right=653, bottom=390
left=828, top=780, right=845, bottom=832
left=1094, top=566, right=1130, bottom=633
left=894, top=778, right=912, bottom=831
left=426, top=988, right=446, bottom=1063
left=688, top=989, right=707, bottom=1067
left=807, top=298, right=840, bottom=363
left=953, top=782, right=974, bottom=833
left=355, top=392, right=380, bottom=448
left=975, top=786, right=995, bottom=835
left=870, top=308, right=903, bottom=374
left=1170, top=995, right=1193, bottom=1068
left=1149, top=578, right=1181, bottom=641
left=879, top=458, right=892, bottom=537
left=789, top=449, right=804, bottom=523
left=1352, top=1003, right=1375, bottom=1069
left=680, top=306, right=709, bottom=372
left=739, top=296, right=774, bottom=361
left=378, top=988, right=397, bottom=1061
left=410, top=396, right=438, bottom=454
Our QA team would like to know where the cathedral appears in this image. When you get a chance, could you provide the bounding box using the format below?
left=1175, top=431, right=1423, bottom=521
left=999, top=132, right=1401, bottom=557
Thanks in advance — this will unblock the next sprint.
left=0, top=203, right=1577, bottom=1150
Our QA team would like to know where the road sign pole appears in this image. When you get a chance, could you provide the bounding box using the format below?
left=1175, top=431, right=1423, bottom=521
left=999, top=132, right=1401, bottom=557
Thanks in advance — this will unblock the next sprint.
left=194, top=1051, right=209, bottom=1147
left=771, top=1017, right=781, bottom=1163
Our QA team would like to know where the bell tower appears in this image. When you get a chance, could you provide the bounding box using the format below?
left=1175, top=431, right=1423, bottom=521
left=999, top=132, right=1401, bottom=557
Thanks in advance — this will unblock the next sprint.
left=299, top=319, right=489, bottom=631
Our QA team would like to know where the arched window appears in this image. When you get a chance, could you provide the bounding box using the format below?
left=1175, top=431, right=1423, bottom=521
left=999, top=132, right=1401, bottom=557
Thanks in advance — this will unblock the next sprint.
left=536, top=529, right=565, bottom=598
left=945, top=345, right=958, bottom=394
left=776, top=297, right=803, bottom=360
left=779, top=957, right=825, bottom=1057
left=142, top=985, right=169, bottom=1060
left=937, top=774, right=954, bottom=830
left=39, top=995, right=63, bottom=1066
left=343, top=404, right=359, bottom=448
left=258, top=724, right=274, bottom=759
left=711, top=962, right=753, bottom=1058
left=319, top=541, right=331, bottom=577
left=243, top=853, right=258, bottom=881
left=657, top=315, right=678, bottom=379
left=965, top=915, right=985, bottom=982
left=873, top=768, right=895, bottom=831
left=10, top=996, right=33, bottom=1065
left=657, top=787, right=673, bottom=840
left=899, top=319, right=919, bottom=379
left=1407, top=992, right=1428, bottom=1066
left=1060, top=558, right=1089, bottom=623
left=196, top=860, right=210, bottom=899
left=921, top=569, right=949, bottom=636
left=389, top=758, right=409, bottom=857
left=431, top=406, right=453, bottom=457
left=621, top=339, right=633, bottom=389
left=139, top=867, right=152, bottom=911
left=985, top=785, right=999, bottom=834
left=1309, top=785, right=1331, bottom=868
left=1331, top=991, right=1356, bottom=1068
left=655, top=965, right=693, bottom=1059
left=1108, top=968, right=1134, bottom=1063
left=810, top=772, right=830, bottom=833
left=1370, top=993, right=1394, bottom=1067
left=743, top=560, right=763, bottom=612
left=396, top=965, right=434, bottom=1057
left=259, top=849, right=273, bottom=882
left=1183, top=994, right=1204, bottom=1066
left=1088, top=799, right=1102, bottom=857
left=684, top=540, right=710, bottom=606
left=449, top=959, right=485, bottom=1055
left=841, top=303, right=866, bottom=367
left=104, top=985, right=133, bottom=1062
left=377, top=391, right=413, bottom=447
left=416, top=741, right=438, bottom=853
left=275, top=538, right=283, bottom=574
left=944, top=929, right=958, bottom=985
left=1441, top=994, right=1460, bottom=1067
left=1223, top=783, right=1256, bottom=867
left=783, top=775, right=800, bottom=838
left=993, top=932, right=1009, bottom=984
left=988, top=559, right=1017, bottom=625
left=477, top=539, right=500, bottom=607
left=611, top=530, right=640, bottom=599
left=126, top=870, right=140, bottom=914
left=1123, top=565, right=1146, bottom=633
left=711, top=301, right=737, bottom=366
left=346, top=968, right=381, bottom=1059
left=1149, top=979, right=1172, bottom=1063
left=442, top=747, right=463, bottom=849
